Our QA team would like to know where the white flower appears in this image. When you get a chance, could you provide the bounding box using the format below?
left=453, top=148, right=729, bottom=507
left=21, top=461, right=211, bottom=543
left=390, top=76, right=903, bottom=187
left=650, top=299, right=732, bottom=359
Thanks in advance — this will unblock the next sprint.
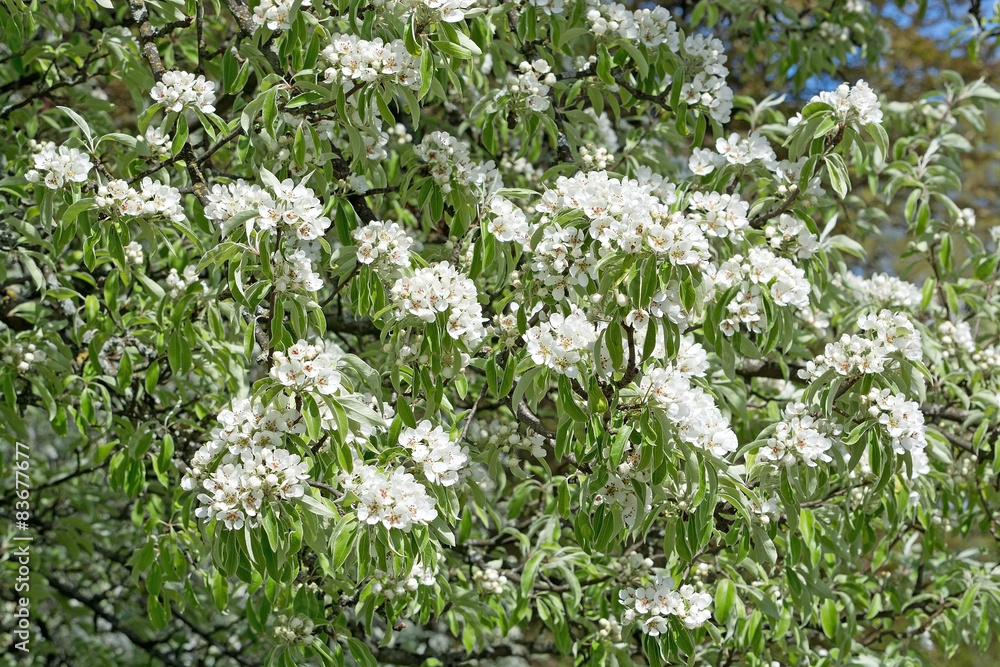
left=321, top=34, right=420, bottom=91
left=150, top=70, right=217, bottom=113
left=391, top=262, right=487, bottom=349
left=354, top=220, right=413, bottom=273
left=399, top=420, right=468, bottom=486
left=252, top=0, right=311, bottom=30
left=24, top=141, right=93, bottom=189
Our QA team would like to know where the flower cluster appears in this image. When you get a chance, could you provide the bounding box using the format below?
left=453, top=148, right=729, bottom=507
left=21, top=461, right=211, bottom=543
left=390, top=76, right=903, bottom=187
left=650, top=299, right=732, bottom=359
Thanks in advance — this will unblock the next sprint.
left=205, top=176, right=332, bottom=242
left=95, top=178, right=186, bottom=223
left=799, top=310, right=922, bottom=380
left=415, top=131, right=500, bottom=198
left=535, top=171, right=709, bottom=266
left=638, top=337, right=738, bottom=457
left=252, top=0, right=310, bottom=30
left=398, top=420, right=469, bottom=486
left=793, top=79, right=882, bottom=127
left=687, top=191, right=750, bottom=240
left=485, top=196, right=531, bottom=245
left=524, top=308, right=600, bottom=378
left=353, top=220, right=413, bottom=273
left=166, top=266, right=206, bottom=298
left=593, top=472, right=640, bottom=526
left=274, top=615, right=315, bottom=646
left=321, top=34, right=420, bottom=90
left=938, top=320, right=977, bottom=359
left=24, top=141, right=93, bottom=189
left=474, top=562, right=509, bottom=595
left=707, top=248, right=812, bottom=335
left=124, top=242, right=144, bottom=266
left=758, top=402, right=834, bottom=467
left=182, top=396, right=310, bottom=531
left=390, top=262, right=487, bottom=348
left=502, top=60, right=554, bottom=114
left=2, top=341, right=46, bottom=374
left=715, top=131, right=777, bottom=169
left=138, top=125, right=171, bottom=158
left=834, top=272, right=924, bottom=310
left=372, top=558, right=440, bottom=599
left=340, top=462, right=438, bottom=530
left=586, top=1, right=680, bottom=50
left=468, top=418, right=546, bottom=458
left=150, top=70, right=217, bottom=113
left=681, top=34, right=734, bottom=123
left=527, top=0, right=565, bottom=14
left=764, top=213, right=819, bottom=259
left=181, top=395, right=302, bottom=487
left=271, top=339, right=346, bottom=396
left=578, top=144, right=615, bottom=171
left=863, top=389, right=930, bottom=478
left=620, top=577, right=713, bottom=633
left=272, top=248, right=324, bottom=292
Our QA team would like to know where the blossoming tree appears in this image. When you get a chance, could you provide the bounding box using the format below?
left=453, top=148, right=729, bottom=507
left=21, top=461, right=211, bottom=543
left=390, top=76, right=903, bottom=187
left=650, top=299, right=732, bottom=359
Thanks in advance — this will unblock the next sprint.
left=3, top=0, right=1000, bottom=665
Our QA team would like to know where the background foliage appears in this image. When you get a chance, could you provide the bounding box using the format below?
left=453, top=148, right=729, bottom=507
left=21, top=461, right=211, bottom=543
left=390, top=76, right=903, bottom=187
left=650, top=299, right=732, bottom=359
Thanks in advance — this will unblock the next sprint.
left=2, top=0, right=1000, bottom=665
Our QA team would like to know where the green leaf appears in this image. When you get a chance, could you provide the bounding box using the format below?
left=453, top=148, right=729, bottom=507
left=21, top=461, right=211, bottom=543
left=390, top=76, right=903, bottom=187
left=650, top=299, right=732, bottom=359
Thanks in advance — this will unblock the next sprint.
left=821, top=598, right=839, bottom=639
left=715, top=579, right=736, bottom=623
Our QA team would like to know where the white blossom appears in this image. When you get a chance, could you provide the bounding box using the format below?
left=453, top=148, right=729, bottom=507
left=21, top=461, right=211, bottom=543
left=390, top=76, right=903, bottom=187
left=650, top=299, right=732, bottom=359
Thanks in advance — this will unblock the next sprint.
left=24, top=141, right=93, bottom=189
left=150, top=70, right=217, bottom=113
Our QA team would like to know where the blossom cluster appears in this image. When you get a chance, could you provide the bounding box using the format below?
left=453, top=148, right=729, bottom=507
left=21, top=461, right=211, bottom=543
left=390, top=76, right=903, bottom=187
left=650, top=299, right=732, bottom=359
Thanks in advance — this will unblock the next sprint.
left=535, top=171, right=709, bottom=272
left=24, top=141, right=93, bottom=189
left=707, top=248, right=812, bottom=335
left=764, top=213, right=820, bottom=259
left=181, top=395, right=310, bottom=530
left=321, top=34, right=420, bottom=90
left=252, top=0, right=310, bottom=30
left=594, top=472, right=641, bottom=526
left=274, top=615, right=315, bottom=646
left=272, top=248, right=324, bottom=292
left=835, top=272, right=924, bottom=310
left=680, top=34, right=734, bottom=123
left=585, top=1, right=680, bottom=50
left=523, top=308, right=600, bottom=378
left=938, top=320, right=977, bottom=359
left=638, top=337, right=738, bottom=457
left=390, top=262, right=487, bottom=348
left=340, top=462, right=438, bottom=530
left=502, top=60, right=554, bottom=113
left=2, top=341, right=46, bottom=374
left=799, top=310, right=922, bottom=380
left=372, top=0, right=477, bottom=23
left=792, top=79, right=882, bottom=127
left=468, top=418, right=546, bottom=457
left=620, top=576, right=713, bottom=633
left=124, top=242, right=144, bottom=266
left=372, top=558, right=440, bottom=599
left=527, top=0, right=565, bottom=15
left=398, top=420, right=469, bottom=486
left=271, top=339, right=346, bottom=396
left=138, top=125, right=171, bottom=158
left=758, top=402, right=835, bottom=467
left=485, top=196, right=531, bottom=245
left=687, top=191, right=750, bottom=240
left=353, top=220, right=413, bottom=273
left=205, top=177, right=332, bottom=241
left=166, top=266, right=206, bottom=298
left=95, top=178, right=186, bottom=223
left=863, top=389, right=930, bottom=478
left=474, top=562, right=509, bottom=595
left=149, top=70, right=217, bottom=113
left=415, top=131, right=500, bottom=198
